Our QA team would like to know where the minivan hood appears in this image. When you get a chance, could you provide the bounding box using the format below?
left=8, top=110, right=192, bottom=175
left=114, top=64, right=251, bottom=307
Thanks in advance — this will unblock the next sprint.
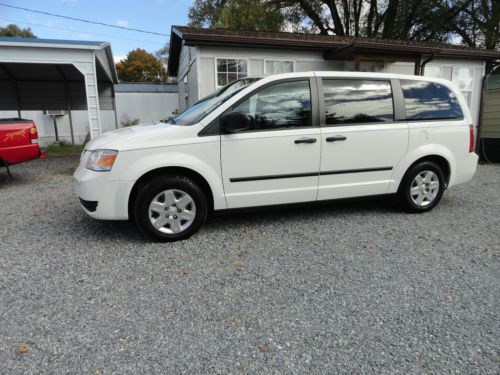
left=85, top=122, right=200, bottom=151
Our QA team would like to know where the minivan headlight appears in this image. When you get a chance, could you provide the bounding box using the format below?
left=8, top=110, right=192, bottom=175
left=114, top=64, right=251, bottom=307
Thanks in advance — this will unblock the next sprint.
left=86, top=149, right=118, bottom=172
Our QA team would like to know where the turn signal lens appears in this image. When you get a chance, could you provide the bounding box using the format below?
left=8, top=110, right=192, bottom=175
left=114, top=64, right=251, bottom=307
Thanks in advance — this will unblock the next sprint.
left=86, top=149, right=118, bottom=172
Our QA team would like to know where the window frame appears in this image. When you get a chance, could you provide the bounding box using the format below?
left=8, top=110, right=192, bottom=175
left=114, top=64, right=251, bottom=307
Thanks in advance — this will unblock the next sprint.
left=317, top=77, right=400, bottom=127
left=214, top=57, right=250, bottom=89
left=451, top=66, right=475, bottom=108
left=263, top=59, right=296, bottom=75
left=424, top=63, right=480, bottom=111
left=220, top=77, right=319, bottom=134
left=400, top=78, right=465, bottom=122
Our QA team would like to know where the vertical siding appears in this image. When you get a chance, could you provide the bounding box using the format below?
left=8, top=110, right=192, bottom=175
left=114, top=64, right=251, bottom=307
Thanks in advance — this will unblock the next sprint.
left=249, top=59, right=263, bottom=76
left=199, top=57, right=215, bottom=98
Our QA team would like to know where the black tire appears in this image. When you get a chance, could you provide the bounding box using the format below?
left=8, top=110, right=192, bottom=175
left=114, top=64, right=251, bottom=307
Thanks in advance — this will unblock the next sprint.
left=398, top=161, right=445, bottom=213
left=133, top=175, right=208, bottom=242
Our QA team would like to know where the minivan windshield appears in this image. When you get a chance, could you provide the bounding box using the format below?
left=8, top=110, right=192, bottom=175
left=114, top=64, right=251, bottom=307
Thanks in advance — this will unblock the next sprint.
left=169, top=77, right=261, bottom=125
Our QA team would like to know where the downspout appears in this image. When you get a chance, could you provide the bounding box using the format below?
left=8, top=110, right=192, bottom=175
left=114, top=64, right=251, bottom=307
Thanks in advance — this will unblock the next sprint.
left=419, top=54, right=434, bottom=76
left=477, top=73, right=491, bottom=161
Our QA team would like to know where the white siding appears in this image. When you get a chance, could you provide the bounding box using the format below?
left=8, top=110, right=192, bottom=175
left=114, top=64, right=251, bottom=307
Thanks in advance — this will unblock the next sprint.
left=177, top=44, right=198, bottom=110
left=115, top=92, right=179, bottom=126
left=199, top=57, right=215, bottom=100
left=197, top=46, right=346, bottom=98
left=187, top=58, right=199, bottom=106
left=249, top=59, right=263, bottom=75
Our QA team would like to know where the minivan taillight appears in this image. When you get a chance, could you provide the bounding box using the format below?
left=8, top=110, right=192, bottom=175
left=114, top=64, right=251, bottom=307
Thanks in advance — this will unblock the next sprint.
left=469, top=124, right=475, bottom=153
left=29, top=126, right=38, bottom=144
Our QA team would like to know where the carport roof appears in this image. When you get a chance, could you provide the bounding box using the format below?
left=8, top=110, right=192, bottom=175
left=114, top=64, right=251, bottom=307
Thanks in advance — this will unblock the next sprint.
left=0, top=36, right=108, bottom=48
left=0, top=37, right=118, bottom=82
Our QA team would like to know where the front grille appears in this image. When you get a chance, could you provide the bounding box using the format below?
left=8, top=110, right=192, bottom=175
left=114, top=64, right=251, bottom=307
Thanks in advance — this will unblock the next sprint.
left=79, top=198, right=98, bottom=212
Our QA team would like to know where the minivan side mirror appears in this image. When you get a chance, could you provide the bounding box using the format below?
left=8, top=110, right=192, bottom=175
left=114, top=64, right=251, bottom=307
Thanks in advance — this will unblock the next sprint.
left=221, top=112, right=252, bottom=134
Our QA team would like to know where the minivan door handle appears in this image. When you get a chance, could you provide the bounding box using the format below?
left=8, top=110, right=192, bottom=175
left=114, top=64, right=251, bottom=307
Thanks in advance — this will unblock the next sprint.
left=294, top=138, right=317, bottom=144
left=326, top=135, right=347, bottom=142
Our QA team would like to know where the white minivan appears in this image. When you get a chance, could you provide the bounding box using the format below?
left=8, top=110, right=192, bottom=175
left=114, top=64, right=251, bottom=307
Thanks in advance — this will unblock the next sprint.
left=74, top=72, right=478, bottom=241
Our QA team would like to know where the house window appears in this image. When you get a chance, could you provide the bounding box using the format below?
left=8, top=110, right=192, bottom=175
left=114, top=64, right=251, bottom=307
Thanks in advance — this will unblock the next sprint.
left=265, top=60, right=294, bottom=75
left=216, top=58, right=247, bottom=87
left=424, top=65, right=442, bottom=79
left=425, top=65, right=475, bottom=109
left=452, top=67, right=474, bottom=108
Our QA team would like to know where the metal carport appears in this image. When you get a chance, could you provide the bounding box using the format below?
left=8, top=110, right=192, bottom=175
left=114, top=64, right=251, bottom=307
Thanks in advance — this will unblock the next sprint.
left=0, top=37, right=118, bottom=141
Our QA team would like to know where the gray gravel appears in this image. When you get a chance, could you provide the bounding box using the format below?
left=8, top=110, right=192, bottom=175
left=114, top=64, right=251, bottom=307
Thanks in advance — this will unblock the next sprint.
left=0, top=155, right=499, bottom=374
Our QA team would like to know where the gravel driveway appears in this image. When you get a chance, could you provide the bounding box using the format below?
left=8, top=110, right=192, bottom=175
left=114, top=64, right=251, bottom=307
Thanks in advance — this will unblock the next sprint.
left=0, top=155, right=499, bottom=374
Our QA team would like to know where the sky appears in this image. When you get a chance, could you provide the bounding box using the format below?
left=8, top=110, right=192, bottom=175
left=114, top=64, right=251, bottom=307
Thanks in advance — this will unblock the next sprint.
left=0, top=0, right=191, bottom=61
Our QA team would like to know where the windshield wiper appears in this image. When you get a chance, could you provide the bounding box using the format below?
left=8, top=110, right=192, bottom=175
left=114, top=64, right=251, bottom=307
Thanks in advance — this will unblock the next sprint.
left=166, top=116, right=176, bottom=124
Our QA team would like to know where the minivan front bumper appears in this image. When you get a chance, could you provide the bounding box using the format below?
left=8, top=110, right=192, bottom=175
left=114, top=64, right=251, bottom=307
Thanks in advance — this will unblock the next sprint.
left=74, top=156, right=133, bottom=220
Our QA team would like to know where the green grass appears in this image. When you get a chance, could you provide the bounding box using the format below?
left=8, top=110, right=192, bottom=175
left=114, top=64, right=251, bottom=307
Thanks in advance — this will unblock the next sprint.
left=44, top=144, right=84, bottom=154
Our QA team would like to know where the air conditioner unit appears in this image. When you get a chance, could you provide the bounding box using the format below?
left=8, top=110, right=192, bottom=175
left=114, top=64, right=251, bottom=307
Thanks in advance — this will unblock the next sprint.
left=44, top=110, right=66, bottom=116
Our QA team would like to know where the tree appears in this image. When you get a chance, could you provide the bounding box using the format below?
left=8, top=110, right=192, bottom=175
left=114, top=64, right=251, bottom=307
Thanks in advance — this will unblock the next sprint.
left=155, top=42, right=170, bottom=66
left=116, top=48, right=167, bottom=83
left=188, top=0, right=490, bottom=44
left=0, top=24, right=37, bottom=38
left=453, top=0, right=499, bottom=50
left=274, top=0, right=476, bottom=42
left=189, top=0, right=284, bottom=31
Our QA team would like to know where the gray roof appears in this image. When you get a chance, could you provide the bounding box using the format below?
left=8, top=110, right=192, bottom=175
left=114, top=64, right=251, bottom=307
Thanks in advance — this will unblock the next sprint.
left=115, top=83, right=178, bottom=93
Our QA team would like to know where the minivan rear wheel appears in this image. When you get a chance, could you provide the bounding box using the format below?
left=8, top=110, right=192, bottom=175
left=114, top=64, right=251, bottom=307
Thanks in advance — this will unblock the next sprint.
left=134, top=175, right=208, bottom=242
left=398, top=161, right=445, bottom=213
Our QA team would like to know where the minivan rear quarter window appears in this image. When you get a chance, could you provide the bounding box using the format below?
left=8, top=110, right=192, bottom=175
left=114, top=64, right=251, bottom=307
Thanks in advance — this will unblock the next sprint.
left=322, top=79, right=394, bottom=125
left=401, top=80, right=463, bottom=121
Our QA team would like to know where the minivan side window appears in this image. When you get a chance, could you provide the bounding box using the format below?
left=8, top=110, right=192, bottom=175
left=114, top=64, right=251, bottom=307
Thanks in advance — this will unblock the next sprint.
left=230, top=80, right=312, bottom=130
left=401, top=80, right=463, bottom=121
left=322, top=79, right=394, bottom=125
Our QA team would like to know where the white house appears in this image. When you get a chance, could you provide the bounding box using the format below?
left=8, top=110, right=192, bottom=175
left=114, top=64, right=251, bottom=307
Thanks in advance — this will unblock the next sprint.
left=167, top=26, right=500, bottom=129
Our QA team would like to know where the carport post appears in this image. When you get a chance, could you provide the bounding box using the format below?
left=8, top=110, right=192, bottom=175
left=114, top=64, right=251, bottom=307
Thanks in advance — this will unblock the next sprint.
left=15, top=81, right=21, bottom=118
left=57, top=65, right=75, bottom=145
left=67, top=105, right=75, bottom=145
left=52, top=116, right=59, bottom=142
left=64, top=83, right=75, bottom=145
left=112, top=88, right=119, bottom=129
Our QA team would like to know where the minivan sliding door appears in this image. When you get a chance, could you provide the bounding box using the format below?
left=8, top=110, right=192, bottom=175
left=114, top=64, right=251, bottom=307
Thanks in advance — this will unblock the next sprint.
left=317, top=77, right=408, bottom=200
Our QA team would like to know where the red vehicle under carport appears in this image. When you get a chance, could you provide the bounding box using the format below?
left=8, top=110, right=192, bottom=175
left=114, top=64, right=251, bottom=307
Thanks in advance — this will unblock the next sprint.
left=0, top=118, right=45, bottom=175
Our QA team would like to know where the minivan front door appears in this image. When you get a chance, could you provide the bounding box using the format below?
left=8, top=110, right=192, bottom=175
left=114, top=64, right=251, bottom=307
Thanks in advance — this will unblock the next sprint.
left=317, top=77, right=408, bottom=200
left=221, top=79, right=321, bottom=208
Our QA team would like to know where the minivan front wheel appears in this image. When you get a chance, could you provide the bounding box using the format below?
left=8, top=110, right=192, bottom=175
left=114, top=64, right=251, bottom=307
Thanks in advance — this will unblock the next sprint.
left=398, top=161, right=445, bottom=213
left=134, top=176, right=208, bottom=241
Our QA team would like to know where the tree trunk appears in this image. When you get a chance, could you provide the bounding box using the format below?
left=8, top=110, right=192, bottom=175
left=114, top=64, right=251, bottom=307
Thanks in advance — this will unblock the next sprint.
left=324, top=0, right=346, bottom=35
left=382, top=0, right=400, bottom=38
left=483, top=0, right=499, bottom=50
left=366, top=0, right=378, bottom=37
left=297, top=0, right=330, bottom=34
